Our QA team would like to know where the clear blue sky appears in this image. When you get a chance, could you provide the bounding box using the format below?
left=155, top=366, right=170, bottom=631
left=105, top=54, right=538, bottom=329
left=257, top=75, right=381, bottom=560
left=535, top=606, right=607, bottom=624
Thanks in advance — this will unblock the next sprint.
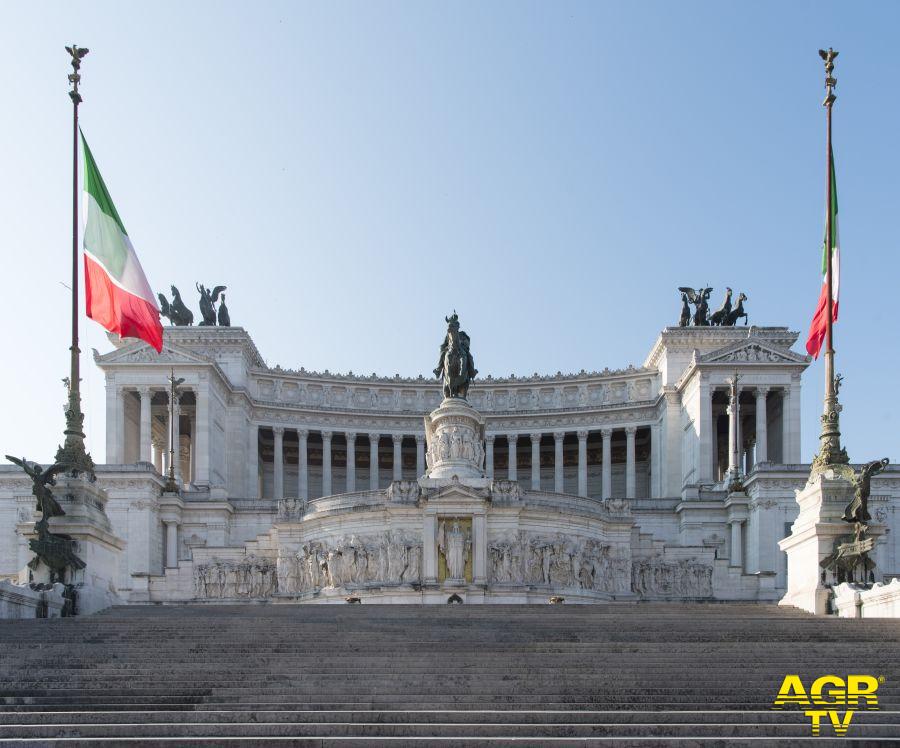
left=2, top=1, right=898, bottom=466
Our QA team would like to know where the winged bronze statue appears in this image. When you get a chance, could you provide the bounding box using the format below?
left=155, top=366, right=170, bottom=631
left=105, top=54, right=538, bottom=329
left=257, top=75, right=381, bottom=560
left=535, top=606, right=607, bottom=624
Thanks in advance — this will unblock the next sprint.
left=197, top=283, right=227, bottom=326
left=677, top=287, right=713, bottom=326
left=843, top=458, right=889, bottom=525
left=4, top=457, right=67, bottom=525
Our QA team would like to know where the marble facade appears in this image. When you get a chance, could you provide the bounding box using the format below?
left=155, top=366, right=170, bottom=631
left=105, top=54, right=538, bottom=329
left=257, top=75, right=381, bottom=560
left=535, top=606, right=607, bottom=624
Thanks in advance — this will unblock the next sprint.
left=2, top=323, right=899, bottom=606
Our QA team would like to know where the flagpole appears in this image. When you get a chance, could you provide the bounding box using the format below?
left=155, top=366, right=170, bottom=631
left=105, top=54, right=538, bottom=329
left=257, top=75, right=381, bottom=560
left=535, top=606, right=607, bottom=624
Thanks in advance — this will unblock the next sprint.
left=813, top=47, right=848, bottom=472
left=57, top=45, right=94, bottom=476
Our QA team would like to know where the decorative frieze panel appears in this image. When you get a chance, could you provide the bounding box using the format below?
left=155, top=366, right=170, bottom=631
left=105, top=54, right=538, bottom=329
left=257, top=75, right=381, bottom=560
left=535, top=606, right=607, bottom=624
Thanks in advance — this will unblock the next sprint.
left=631, top=557, right=713, bottom=598
left=488, top=532, right=631, bottom=594
left=276, top=532, right=423, bottom=594
left=194, top=556, right=277, bottom=599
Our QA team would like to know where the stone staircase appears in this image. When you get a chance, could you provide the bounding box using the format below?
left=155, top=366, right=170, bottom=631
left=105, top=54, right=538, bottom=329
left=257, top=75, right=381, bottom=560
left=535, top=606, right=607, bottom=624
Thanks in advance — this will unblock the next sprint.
left=0, top=603, right=898, bottom=745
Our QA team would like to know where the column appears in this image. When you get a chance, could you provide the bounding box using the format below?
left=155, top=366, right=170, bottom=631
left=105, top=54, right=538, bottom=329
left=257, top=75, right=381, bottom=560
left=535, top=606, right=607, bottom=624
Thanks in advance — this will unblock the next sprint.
left=179, top=434, right=191, bottom=486
left=650, top=422, right=661, bottom=499
left=105, top=382, right=119, bottom=464
left=699, top=378, right=713, bottom=482
left=164, top=521, right=178, bottom=569
left=273, top=426, right=284, bottom=499
left=625, top=426, right=636, bottom=500
left=787, top=380, right=802, bottom=463
left=553, top=432, right=565, bottom=493
left=423, top=514, right=438, bottom=583
left=369, top=434, right=380, bottom=490
left=321, top=431, right=332, bottom=497
left=531, top=433, right=541, bottom=490
left=152, top=436, right=164, bottom=473
left=346, top=432, right=356, bottom=492
left=577, top=430, right=588, bottom=497
left=392, top=435, right=403, bottom=481
left=601, top=428, right=612, bottom=500
left=415, top=434, right=425, bottom=477
left=485, top=435, right=495, bottom=479
left=781, top=387, right=791, bottom=464
left=138, top=387, right=152, bottom=463
left=473, top=513, right=487, bottom=584
left=727, top=380, right=740, bottom=485
left=730, top=520, right=743, bottom=569
left=297, top=429, right=308, bottom=499
left=247, top=423, right=259, bottom=498
left=507, top=435, right=518, bottom=481
left=172, top=397, right=182, bottom=483
left=194, top=380, right=210, bottom=486
left=189, top=415, right=196, bottom=483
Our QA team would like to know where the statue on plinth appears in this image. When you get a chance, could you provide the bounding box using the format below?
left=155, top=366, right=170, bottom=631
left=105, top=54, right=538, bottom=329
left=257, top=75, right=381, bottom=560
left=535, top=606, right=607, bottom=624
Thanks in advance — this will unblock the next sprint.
left=434, top=311, right=477, bottom=399
left=439, top=519, right=470, bottom=580
left=821, top=457, right=890, bottom=586
left=5, top=456, right=85, bottom=582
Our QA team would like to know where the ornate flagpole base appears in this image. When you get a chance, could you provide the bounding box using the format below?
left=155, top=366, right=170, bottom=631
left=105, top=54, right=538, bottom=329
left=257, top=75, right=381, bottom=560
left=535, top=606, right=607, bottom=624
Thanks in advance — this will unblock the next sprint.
left=810, top=391, right=849, bottom=479
left=55, top=388, right=95, bottom=478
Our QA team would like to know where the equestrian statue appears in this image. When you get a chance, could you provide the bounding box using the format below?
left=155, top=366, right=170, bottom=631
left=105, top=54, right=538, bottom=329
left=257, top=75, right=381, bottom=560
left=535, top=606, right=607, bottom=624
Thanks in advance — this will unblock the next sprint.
left=434, top=312, right=478, bottom=399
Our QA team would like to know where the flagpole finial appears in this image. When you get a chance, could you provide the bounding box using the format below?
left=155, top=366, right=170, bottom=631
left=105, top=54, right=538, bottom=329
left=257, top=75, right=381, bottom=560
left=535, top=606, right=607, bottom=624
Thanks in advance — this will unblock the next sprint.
left=65, top=45, right=89, bottom=104
left=819, top=47, right=837, bottom=107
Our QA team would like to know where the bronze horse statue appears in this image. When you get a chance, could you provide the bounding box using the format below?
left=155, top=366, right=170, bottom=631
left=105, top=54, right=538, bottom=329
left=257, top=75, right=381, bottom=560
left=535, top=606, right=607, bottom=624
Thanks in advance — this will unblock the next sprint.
left=434, top=312, right=477, bottom=399
left=709, top=288, right=733, bottom=326
left=724, top=292, right=748, bottom=326
left=158, top=285, right=194, bottom=326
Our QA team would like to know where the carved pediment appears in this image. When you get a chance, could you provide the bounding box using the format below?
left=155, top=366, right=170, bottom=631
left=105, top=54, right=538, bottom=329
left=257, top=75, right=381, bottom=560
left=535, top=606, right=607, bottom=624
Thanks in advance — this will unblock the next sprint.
left=94, top=340, right=213, bottom=367
left=423, top=480, right=491, bottom=504
left=700, top=341, right=808, bottom=365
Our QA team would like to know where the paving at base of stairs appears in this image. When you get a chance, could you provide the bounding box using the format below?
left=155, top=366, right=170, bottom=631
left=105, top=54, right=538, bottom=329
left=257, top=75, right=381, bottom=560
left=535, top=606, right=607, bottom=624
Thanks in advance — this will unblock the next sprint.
left=1, top=603, right=897, bottom=746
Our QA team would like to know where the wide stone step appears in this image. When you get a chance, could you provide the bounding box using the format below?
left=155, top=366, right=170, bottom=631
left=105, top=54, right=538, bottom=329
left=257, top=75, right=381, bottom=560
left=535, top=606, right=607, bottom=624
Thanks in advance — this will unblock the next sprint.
left=1, top=709, right=897, bottom=725
left=1, top=719, right=897, bottom=740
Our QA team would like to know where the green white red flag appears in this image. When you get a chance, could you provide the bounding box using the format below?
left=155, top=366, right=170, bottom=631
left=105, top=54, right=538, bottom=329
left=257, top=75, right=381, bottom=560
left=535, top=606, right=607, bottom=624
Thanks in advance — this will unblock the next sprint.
left=81, top=131, right=163, bottom=352
left=805, top=145, right=840, bottom=359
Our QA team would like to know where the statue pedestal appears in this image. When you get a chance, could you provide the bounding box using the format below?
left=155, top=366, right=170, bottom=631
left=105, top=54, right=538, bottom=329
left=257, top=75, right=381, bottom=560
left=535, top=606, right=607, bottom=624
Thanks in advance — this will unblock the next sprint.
left=35, top=474, right=125, bottom=615
left=419, top=397, right=488, bottom=487
left=779, top=468, right=883, bottom=615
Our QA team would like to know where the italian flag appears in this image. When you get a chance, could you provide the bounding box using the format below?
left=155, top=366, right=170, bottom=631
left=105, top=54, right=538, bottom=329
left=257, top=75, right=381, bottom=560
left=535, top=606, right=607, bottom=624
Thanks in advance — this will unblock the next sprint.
left=82, top=131, right=163, bottom=352
left=805, top=145, right=840, bottom=360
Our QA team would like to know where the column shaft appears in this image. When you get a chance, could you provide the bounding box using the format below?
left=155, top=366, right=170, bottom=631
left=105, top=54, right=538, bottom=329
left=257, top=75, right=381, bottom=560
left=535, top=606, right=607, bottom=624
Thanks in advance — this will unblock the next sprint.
left=625, top=427, right=637, bottom=499
left=392, top=435, right=403, bottom=481
left=415, top=435, right=425, bottom=477
left=297, top=429, right=309, bottom=499
left=139, top=387, right=152, bottom=463
left=248, top=423, right=259, bottom=498
left=165, top=522, right=178, bottom=569
left=601, top=429, right=612, bottom=499
left=531, top=433, right=541, bottom=490
left=577, top=431, right=588, bottom=497
left=321, top=431, right=332, bottom=497
left=273, top=427, right=284, bottom=499
left=730, top=521, right=743, bottom=569
left=553, top=432, right=564, bottom=493
left=699, top=379, right=713, bottom=482
left=507, top=435, right=517, bottom=481
left=346, top=433, right=356, bottom=492
left=369, top=434, right=380, bottom=490
left=485, top=436, right=495, bottom=479
left=781, top=388, right=790, bottom=463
